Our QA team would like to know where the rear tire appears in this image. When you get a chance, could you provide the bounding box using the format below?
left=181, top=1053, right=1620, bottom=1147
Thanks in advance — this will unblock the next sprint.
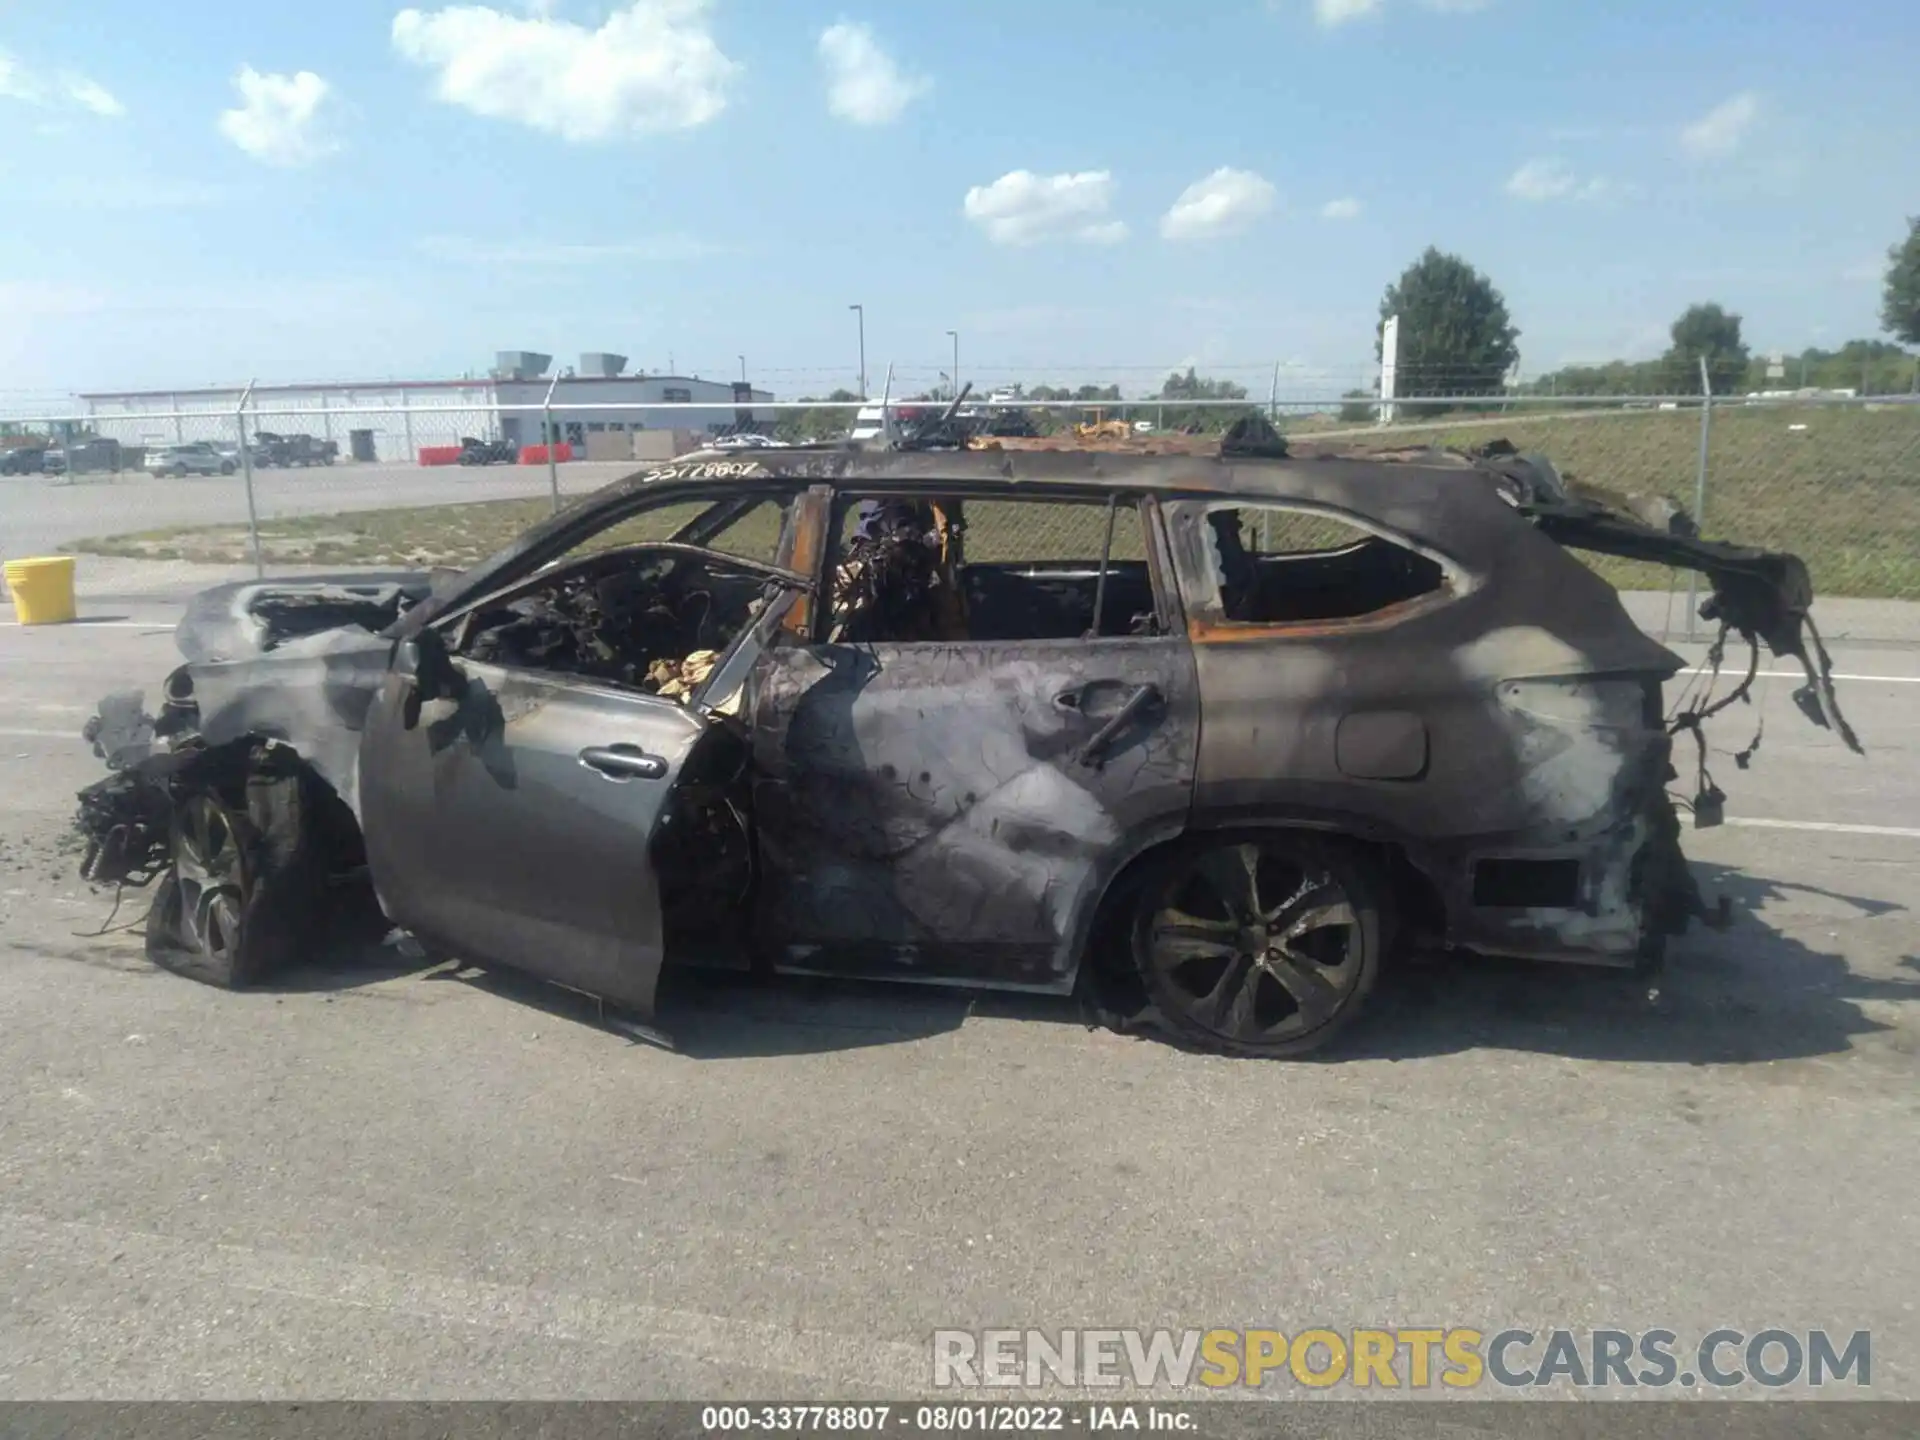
left=1130, top=831, right=1390, bottom=1058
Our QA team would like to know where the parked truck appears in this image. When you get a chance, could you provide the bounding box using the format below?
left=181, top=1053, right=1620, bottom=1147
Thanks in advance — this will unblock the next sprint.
left=253, top=432, right=339, bottom=468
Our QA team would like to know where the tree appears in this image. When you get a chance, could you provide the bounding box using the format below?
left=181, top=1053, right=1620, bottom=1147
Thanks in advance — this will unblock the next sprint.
left=1156, top=368, right=1252, bottom=432
left=1883, top=215, right=1920, bottom=347
left=774, top=388, right=864, bottom=443
left=1663, top=303, right=1750, bottom=395
left=1376, top=247, right=1520, bottom=413
left=1338, top=388, right=1375, bottom=424
left=1740, top=340, right=1913, bottom=396
left=1523, top=359, right=1665, bottom=398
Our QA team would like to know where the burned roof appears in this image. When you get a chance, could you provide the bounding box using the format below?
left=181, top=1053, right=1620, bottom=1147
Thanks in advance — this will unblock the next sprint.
left=565, top=440, right=1555, bottom=548
left=403, top=433, right=1729, bottom=654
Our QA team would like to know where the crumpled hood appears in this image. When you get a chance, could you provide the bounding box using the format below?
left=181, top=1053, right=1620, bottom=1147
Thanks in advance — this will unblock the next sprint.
left=175, top=571, right=436, bottom=663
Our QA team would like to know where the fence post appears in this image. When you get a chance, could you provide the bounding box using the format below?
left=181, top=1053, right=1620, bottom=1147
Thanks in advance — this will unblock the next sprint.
left=542, top=373, right=562, bottom=515
left=403, top=399, right=415, bottom=463
left=1683, top=356, right=1713, bottom=641
left=235, top=380, right=265, bottom=580
left=1268, top=363, right=1279, bottom=422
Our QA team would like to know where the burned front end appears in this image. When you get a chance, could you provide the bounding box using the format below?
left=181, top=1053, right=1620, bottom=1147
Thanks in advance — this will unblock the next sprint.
left=74, top=578, right=429, bottom=893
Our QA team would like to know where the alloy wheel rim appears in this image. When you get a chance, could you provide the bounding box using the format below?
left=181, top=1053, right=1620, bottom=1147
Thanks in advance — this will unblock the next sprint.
left=1147, top=842, right=1363, bottom=1043
left=173, top=793, right=247, bottom=965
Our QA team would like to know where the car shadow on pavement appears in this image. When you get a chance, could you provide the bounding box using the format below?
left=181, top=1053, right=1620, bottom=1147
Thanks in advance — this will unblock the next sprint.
left=656, top=968, right=1092, bottom=1059
left=253, top=859, right=1916, bottom=1065
left=1343, top=860, right=1919, bottom=1065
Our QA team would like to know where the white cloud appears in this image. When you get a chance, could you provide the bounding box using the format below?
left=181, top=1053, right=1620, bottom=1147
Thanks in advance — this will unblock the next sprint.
left=218, top=67, right=339, bottom=167
left=0, top=50, right=27, bottom=102
left=963, top=170, right=1128, bottom=247
left=1160, top=167, right=1277, bottom=240
left=0, top=48, right=123, bottom=116
left=1305, top=0, right=1486, bottom=25
left=1681, top=91, right=1760, bottom=160
left=62, top=74, right=125, bottom=117
left=391, top=0, right=737, bottom=142
left=1319, top=196, right=1362, bottom=220
left=417, top=234, right=717, bottom=264
left=1504, top=157, right=1615, bottom=202
left=1312, top=0, right=1381, bottom=24
left=1840, top=258, right=1884, bottom=284
left=817, top=21, right=928, bottom=126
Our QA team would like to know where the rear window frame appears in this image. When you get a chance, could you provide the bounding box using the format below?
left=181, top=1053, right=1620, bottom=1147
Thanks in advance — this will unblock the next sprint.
left=1165, top=495, right=1472, bottom=640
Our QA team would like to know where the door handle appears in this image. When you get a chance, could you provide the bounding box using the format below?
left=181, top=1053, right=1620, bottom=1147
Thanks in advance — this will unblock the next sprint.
left=578, top=744, right=668, bottom=781
left=1072, top=683, right=1163, bottom=770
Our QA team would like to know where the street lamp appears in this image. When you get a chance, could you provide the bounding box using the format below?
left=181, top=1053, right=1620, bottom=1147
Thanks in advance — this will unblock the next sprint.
left=849, top=304, right=867, bottom=399
left=946, top=330, right=959, bottom=398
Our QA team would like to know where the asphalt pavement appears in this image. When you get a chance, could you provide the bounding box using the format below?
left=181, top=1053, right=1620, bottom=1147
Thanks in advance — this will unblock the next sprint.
left=1, top=583, right=1915, bottom=1404
left=1, top=462, right=641, bottom=565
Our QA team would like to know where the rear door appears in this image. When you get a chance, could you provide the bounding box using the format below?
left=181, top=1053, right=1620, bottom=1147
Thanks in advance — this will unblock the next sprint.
left=748, top=489, right=1199, bottom=989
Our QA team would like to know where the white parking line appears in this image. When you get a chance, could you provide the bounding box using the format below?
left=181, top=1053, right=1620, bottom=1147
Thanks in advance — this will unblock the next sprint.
left=1737, top=670, right=1920, bottom=684
left=1724, top=818, right=1920, bottom=839
left=0, top=728, right=82, bottom=740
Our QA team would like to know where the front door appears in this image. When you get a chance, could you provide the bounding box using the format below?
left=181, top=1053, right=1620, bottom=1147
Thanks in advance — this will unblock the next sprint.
left=358, top=659, right=712, bottom=1015
left=356, top=520, right=805, bottom=1021
left=747, top=490, right=1199, bottom=989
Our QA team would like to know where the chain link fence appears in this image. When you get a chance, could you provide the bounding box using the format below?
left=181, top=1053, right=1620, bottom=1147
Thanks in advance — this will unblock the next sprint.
left=1276, top=393, right=1920, bottom=642
left=3, top=390, right=1915, bottom=642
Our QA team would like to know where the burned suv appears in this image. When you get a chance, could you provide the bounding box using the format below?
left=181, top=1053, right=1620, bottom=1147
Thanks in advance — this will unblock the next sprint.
left=73, top=436, right=1859, bottom=1057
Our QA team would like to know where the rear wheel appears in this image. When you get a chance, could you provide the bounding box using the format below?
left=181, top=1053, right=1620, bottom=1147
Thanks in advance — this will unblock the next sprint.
left=1132, top=831, right=1388, bottom=1058
left=220, top=461, right=235, bottom=474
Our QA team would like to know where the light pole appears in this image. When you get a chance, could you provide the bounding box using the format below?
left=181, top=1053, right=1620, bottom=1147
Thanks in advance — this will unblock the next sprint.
left=738, top=355, right=747, bottom=383
left=946, top=330, right=959, bottom=399
left=849, top=304, right=867, bottom=399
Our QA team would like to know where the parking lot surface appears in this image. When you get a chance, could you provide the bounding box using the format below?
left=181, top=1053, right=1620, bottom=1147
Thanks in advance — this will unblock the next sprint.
left=1, top=593, right=1916, bottom=1401
left=1, top=462, right=640, bottom=565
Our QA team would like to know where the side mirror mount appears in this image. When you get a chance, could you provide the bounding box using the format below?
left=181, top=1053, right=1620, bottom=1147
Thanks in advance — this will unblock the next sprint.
left=392, top=627, right=463, bottom=729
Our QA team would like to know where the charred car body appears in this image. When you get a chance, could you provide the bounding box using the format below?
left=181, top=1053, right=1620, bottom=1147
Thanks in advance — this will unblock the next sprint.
left=73, top=435, right=1861, bottom=1056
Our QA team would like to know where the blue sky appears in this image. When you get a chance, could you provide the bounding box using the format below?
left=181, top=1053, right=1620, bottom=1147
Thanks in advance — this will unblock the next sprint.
left=2, top=0, right=1915, bottom=402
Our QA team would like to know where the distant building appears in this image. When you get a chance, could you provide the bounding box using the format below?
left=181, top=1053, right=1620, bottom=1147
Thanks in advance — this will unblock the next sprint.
left=78, top=350, right=775, bottom=462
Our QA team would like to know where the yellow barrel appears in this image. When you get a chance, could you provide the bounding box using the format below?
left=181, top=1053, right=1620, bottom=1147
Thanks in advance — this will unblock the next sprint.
left=4, top=556, right=78, bottom=625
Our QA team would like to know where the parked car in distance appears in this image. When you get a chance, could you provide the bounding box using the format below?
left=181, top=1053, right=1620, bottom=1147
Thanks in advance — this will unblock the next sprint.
left=458, top=436, right=517, bottom=466
left=253, top=432, right=339, bottom=468
left=710, top=433, right=782, bottom=450
left=143, top=442, right=235, bottom=477
left=0, top=446, right=48, bottom=475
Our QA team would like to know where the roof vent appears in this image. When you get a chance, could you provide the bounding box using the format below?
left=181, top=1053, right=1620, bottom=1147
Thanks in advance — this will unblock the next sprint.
left=492, top=350, right=552, bottom=382
left=580, top=352, right=628, bottom=378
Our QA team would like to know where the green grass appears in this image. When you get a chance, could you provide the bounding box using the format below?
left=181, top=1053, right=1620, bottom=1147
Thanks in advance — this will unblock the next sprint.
left=1295, top=402, right=1920, bottom=599
left=67, top=403, right=1920, bottom=599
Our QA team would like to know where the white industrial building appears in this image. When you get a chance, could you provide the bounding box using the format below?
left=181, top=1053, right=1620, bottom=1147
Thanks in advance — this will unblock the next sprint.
left=79, top=351, right=776, bottom=463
